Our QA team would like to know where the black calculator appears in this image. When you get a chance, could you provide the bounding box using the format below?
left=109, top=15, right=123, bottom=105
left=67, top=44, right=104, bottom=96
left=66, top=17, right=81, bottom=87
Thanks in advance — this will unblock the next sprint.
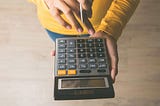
left=54, top=37, right=114, bottom=100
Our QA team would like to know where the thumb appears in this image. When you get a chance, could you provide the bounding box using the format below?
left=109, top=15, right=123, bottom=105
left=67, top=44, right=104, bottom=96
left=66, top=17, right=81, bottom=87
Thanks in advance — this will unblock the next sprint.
left=51, top=50, right=56, bottom=56
left=106, top=36, right=119, bottom=83
left=110, top=68, right=118, bottom=83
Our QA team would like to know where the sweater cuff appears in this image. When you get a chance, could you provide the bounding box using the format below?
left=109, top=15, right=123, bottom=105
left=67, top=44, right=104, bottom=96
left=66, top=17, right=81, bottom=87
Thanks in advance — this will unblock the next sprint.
left=97, top=19, right=123, bottom=41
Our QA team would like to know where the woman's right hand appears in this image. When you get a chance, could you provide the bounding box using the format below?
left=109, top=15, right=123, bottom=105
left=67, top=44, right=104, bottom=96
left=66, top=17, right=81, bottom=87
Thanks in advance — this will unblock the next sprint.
left=44, top=0, right=95, bottom=35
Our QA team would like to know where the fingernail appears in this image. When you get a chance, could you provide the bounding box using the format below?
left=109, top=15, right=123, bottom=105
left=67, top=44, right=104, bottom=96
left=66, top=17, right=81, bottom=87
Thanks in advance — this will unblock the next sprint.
left=77, top=28, right=83, bottom=33
left=88, top=29, right=95, bottom=35
left=50, top=50, right=56, bottom=56
left=66, top=25, right=71, bottom=29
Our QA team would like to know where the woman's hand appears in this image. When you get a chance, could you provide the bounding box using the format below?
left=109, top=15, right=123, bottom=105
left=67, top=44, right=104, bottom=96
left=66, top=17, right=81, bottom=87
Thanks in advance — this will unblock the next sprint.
left=44, top=0, right=95, bottom=35
left=90, top=31, right=119, bottom=83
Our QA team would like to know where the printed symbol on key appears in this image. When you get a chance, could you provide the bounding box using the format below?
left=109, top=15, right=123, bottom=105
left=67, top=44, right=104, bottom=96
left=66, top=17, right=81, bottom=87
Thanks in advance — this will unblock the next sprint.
left=79, top=64, right=88, bottom=69
left=58, top=54, right=66, bottom=59
left=67, top=40, right=76, bottom=48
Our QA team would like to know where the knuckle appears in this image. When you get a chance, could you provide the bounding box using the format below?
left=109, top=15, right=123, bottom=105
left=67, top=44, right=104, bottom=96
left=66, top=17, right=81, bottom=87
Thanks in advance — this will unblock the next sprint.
left=51, top=11, right=60, bottom=17
left=71, top=20, right=80, bottom=27
left=53, top=0, right=59, bottom=7
left=115, top=69, right=118, bottom=76
left=64, top=8, right=72, bottom=14
left=82, top=0, right=89, bottom=8
left=50, top=7, right=60, bottom=17
left=61, top=22, right=67, bottom=27
left=81, top=0, right=86, bottom=4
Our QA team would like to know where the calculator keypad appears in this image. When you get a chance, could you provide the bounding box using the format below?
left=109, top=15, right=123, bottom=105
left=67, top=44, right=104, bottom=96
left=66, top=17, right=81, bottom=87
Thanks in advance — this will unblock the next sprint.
left=55, top=37, right=109, bottom=76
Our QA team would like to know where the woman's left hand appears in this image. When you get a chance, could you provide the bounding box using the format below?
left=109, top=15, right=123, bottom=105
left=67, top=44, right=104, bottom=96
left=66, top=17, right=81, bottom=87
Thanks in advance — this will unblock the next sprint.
left=90, top=31, right=119, bottom=83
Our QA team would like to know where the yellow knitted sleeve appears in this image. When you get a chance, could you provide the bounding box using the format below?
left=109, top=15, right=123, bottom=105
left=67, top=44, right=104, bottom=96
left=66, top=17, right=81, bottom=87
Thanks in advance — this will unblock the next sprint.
left=97, top=0, right=140, bottom=40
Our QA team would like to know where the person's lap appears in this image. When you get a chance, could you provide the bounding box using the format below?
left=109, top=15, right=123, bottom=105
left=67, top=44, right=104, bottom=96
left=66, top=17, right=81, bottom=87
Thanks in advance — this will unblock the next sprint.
left=46, top=29, right=90, bottom=42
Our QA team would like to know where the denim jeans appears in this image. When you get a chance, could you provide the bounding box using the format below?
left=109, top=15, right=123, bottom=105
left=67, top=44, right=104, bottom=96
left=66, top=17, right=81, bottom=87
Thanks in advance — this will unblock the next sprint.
left=46, top=29, right=90, bottom=42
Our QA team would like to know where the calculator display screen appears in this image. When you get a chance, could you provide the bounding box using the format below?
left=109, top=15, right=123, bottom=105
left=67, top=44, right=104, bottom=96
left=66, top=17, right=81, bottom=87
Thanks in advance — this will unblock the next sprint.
left=60, top=78, right=107, bottom=89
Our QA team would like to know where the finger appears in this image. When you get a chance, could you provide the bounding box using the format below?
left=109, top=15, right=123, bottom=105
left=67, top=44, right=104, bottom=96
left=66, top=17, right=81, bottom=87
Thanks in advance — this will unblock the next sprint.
left=50, top=7, right=72, bottom=29
left=91, top=32, right=118, bottom=82
left=111, top=68, right=118, bottom=83
left=106, top=38, right=119, bottom=82
left=76, top=12, right=95, bottom=35
left=55, top=0, right=83, bottom=32
left=83, top=13, right=95, bottom=35
left=50, top=50, right=56, bottom=56
left=110, top=57, right=118, bottom=83
left=77, top=0, right=93, bottom=17
left=64, top=0, right=80, bottom=12
left=89, top=34, right=95, bottom=38
left=47, top=0, right=74, bottom=29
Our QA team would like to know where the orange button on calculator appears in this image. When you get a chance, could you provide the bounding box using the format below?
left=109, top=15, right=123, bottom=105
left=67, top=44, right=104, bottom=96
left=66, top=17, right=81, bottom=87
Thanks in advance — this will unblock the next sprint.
left=58, top=70, right=66, bottom=76
left=68, top=70, right=77, bottom=75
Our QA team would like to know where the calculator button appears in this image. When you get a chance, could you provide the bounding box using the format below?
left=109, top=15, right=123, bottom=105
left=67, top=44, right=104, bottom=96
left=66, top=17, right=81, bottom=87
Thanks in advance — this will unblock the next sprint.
left=58, top=59, right=66, bottom=64
left=97, top=53, right=105, bottom=57
left=67, top=48, right=75, bottom=53
left=87, top=48, right=95, bottom=52
left=77, top=44, right=85, bottom=48
left=78, top=53, right=86, bottom=58
left=68, top=53, right=76, bottom=58
left=78, top=49, right=85, bottom=53
left=58, top=40, right=66, bottom=44
left=98, top=58, right=106, bottom=62
left=87, top=43, right=94, bottom=47
left=89, top=63, right=97, bottom=68
left=87, top=53, right=95, bottom=58
left=88, top=59, right=96, bottom=63
left=68, top=59, right=76, bottom=63
left=68, top=70, right=77, bottom=75
left=98, top=63, right=107, bottom=68
left=79, top=70, right=91, bottom=73
left=68, top=65, right=76, bottom=69
left=96, top=43, right=103, bottom=47
left=79, top=59, right=87, bottom=63
left=67, top=40, right=76, bottom=48
left=58, top=44, right=66, bottom=48
left=86, top=39, right=94, bottom=43
left=95, top=38, right=103, bottom=42
left=97, top=69, right=106, bottom=72
left=58, top=54, right=66, bottom=59
left=79, top=64, right=88, bottom=69
left=58, top=65, right=66, bottom=69
left=58, top=49, right=66, bottom=53
left=97, top=48, right=104, bottom=52
left=77, top=39, right=85, bottom=43
left=58, top=70, right=66, bottom=75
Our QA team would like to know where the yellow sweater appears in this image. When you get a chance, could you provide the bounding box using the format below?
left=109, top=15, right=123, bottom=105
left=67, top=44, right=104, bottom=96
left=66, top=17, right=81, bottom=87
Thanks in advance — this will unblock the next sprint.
left=28, top=0, right=139, bottom=40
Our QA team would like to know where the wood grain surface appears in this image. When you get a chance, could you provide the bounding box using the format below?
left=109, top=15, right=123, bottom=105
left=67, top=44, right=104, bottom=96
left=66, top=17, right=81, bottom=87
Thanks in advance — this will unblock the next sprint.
left=0, top=0, right=160, bottom=106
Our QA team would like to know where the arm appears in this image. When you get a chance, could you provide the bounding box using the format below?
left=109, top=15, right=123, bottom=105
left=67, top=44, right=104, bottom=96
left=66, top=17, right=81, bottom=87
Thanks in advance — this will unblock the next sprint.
left=92, top=0, right=140, bottom=82
left=97, top=0, right=140, bottom=40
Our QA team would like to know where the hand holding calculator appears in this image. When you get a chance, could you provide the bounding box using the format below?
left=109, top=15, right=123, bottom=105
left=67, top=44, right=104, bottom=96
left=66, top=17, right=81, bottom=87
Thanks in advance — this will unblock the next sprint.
left=54, top=37, right=115, bottom=100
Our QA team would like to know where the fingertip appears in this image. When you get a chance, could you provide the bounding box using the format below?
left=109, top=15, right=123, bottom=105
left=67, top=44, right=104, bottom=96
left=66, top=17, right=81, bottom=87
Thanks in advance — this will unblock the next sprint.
left=111, top=71, right=116, bottom=83
left=88, top=29, right=95, bottom=35
left=65, top=25, right=72, bottom=29
left=112, top=77, right=116, bottom=83
left=50, top=50, right=56, bottom=56
left=77, top=27, right=83, bottom=33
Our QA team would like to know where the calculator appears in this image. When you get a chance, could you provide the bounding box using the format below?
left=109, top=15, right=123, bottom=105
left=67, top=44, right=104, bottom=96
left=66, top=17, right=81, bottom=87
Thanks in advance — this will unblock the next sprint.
left=54, top=37, right=114, bottom=100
